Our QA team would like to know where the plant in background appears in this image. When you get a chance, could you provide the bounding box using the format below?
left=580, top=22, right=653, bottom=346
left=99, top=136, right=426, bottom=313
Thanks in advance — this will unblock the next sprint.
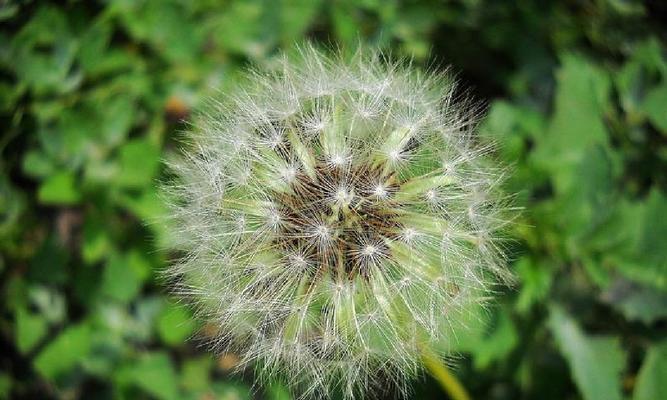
left=161, top=45, right=513, bottom=399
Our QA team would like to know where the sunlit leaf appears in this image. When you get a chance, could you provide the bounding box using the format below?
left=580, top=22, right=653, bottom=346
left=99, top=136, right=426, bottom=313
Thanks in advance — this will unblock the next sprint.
left=34, top=323, right=92, bottom=380
left=611, top=189, right=667, bottom=290
left=157, top=302, right=197, bottom=345
left=37, top=172, right=81, bottom=205
left=114, top=139, right=160, bottom=189
left=633, top=341, right=667, bottom=400
left=642, top=84, right=667, bottom=134
left=533, top=54, right=610, bottom=184
left=22, top=150, right=55, bottom=178
left=82, top=217, right=113, bottom=264
left=472, top=309, right=519, bottom=369
left=101, top=253, right=145, bottom=303
left=15, top=308, right=48, bottom=353
left=115, top=352, right=178, bottom=400
left=548, top=305, right=625, bottom=400
left=515, top=257, right=553, bottom=314
left=180, top=356, right=212, bottom=393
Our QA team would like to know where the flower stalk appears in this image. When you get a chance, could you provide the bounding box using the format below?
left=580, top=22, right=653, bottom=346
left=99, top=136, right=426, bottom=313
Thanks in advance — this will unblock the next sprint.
left=421, top=346, right=471, bottom=400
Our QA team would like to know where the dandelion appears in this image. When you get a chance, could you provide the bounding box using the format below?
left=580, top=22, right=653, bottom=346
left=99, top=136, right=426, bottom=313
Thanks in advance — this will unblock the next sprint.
left=161, top=45, right=513, bottom=399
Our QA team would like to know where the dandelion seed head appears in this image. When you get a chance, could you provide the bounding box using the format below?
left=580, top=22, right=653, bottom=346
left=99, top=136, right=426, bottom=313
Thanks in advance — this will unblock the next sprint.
left=161, top=45, right=514, bottom=399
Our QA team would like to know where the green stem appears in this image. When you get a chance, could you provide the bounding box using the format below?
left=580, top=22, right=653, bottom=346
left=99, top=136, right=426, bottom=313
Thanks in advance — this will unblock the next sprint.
left=421, top=347, right=471, bottom=400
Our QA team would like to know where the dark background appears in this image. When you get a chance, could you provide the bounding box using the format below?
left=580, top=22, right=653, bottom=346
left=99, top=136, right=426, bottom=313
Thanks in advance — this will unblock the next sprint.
left=1, top=1, right=666, bottom=399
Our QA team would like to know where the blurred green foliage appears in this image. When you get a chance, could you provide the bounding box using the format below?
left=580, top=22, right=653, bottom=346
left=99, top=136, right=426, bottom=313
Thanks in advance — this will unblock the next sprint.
left=1, top=0, right=666, bottom=399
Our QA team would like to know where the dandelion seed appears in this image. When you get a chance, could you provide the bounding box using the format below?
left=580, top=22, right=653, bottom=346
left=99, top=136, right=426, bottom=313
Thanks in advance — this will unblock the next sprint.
left=372, top=183, right=388, bottom=199
left=280, top=165, right=298, bottom=183
left=401, top=227, right=418, bottom=244
left=328, top=153, right=348, bottom=168
left=333, top=186, right=354, bottom=206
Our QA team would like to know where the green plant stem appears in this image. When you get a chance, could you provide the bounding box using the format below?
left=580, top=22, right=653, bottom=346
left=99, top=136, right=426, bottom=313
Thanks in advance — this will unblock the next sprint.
left=421, top=347, right=471, bottom=400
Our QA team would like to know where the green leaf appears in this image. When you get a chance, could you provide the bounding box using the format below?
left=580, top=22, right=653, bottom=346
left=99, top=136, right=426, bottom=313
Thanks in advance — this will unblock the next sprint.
left=98, top=95, right=136, bottom=147
left=115, top=352, right=178, bottom=400
left=552, top=145, right=618, bottom=245
left=211, top=381, right=251, bottom=400
left=602, top=279, right=667, bottom=324
left=472, top=310, right=519, bottom=370
left=29, top=236, right=68, bottom=284
left=585, top=198, right=644, bottom=257
left=548, top=305, right=625, bottom=400
left=101, top=253, right=144, bottom=303
left=0, top=176, right=24, bottom=239
left=157, top=302, right=197, bottom=345
left=444, top=305, right=517, bottom=369
left=34, top=323, right=92, bottom=380
left=642, top=84, right=667, bottom=134
left=81, top=217, right=112, bottom=264
left=332, top=2, right=359, bottom=47
left=29, top=286, right=66, bottom=325
left=114, top=138, right=160, bottom=189
left=78, top=20, right=112, bottom=74
left=637, top=189, right=667, bottom=267
left=515, top=257, right=553, bottom=314
left=633, top=37, right=667, bottom=77
left=611, top=189, right=667, bottom=290
left=22, top=150, right=55, bottom=178
left=481, top=101, right=546, bottom=162
left=180, top=356, right=212, bottom=393
left=37, top=121, right=87, bottom=169
left=112, top=0, right=202, bottom=62
left=615, top=59, right=644, bottom=118
left=10, top=5, right=82, bottom=95
left=15, top=308, right=48, bottom=353
left=116, top=186, right=167, bottom=222
left=0, top=372, right=12, bottom=399
left=266, top=382, right=292, bottom=400
left=95, top=299, right=159, bottom=342
left=279, top=0, right=323, bottom=45
left=0, top=4, right=18, bottom=21
left=127, top=249, right=153, bottom=282
left=633, top=341, right=667, bottom=400
left=580, top=257, right=611, bottom=288
left=37, top=171, right=81, bottom=205
left=0, top=80, right=24, bottom=112
left=533, top=54, right=610, bottom=183
left=209, top=0, right=274, bottom=58
left=0, top=373, right=10, bottom=399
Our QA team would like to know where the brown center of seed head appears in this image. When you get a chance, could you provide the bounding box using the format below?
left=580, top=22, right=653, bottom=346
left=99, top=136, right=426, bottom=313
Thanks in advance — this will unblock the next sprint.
left=274, top=162, right=402, bottom=279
